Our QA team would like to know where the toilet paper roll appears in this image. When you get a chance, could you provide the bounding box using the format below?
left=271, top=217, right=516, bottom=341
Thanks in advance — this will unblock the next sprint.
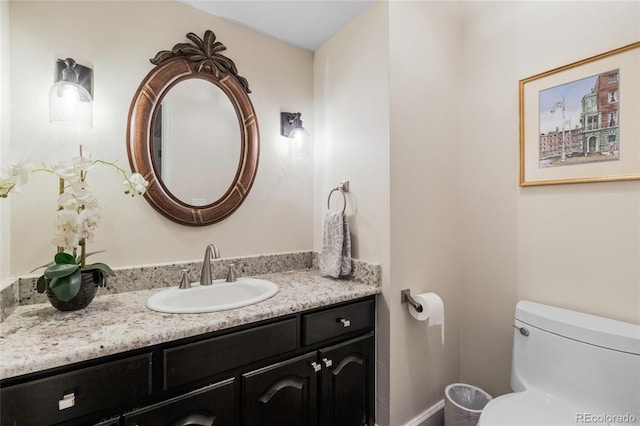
left=408, top=292, right=445, bottom=346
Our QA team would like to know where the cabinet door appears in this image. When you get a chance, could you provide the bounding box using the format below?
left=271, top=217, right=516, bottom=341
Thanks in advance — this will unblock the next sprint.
left=123, top=378, right=235, bottom=426
left=242, top=352, right=319, bottom=426
left=319, top=334, right=374, bottom=426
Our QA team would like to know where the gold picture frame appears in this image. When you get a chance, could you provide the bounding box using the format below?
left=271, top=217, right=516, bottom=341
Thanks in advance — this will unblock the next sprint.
left=519, top=41, right=640, bottom=186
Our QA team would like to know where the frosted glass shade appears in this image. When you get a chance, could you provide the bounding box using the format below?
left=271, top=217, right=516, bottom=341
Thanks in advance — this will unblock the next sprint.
left=288, top=127, right=311, bottom=157
left=49, top=81, right=93, bottom=127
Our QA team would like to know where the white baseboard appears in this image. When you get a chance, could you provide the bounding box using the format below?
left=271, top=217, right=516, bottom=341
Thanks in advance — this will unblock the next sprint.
left=404, top=399, right=445, bottom=426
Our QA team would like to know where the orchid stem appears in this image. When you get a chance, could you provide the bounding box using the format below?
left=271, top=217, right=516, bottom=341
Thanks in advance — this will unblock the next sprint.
left=57, top=177, right=64, bottom=254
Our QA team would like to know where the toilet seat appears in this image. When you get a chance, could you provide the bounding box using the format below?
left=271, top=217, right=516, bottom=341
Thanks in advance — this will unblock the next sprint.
left=478, top=390, right=583, bottom=426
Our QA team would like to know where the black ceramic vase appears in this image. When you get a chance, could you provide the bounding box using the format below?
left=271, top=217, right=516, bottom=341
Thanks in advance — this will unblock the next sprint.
left=45, top=269, right=101, bottom=311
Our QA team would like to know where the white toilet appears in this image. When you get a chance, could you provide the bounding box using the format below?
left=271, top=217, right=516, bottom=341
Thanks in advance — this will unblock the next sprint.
left=478, top=300, right=640, bottom=426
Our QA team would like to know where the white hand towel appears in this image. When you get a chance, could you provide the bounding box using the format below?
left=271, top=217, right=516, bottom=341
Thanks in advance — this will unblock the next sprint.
left=320, top=211, right=352, bottom=278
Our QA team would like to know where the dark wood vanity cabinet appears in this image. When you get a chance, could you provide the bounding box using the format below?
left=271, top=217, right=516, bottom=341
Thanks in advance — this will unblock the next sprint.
left=0, top=296, right=375, bottom=426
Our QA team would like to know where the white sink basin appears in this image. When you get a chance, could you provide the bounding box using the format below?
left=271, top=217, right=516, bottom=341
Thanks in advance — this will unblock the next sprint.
left=146, top=278, right=278, bottom=314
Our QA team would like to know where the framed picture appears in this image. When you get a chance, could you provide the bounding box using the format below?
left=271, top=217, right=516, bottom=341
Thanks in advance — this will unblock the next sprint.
left=519, top=41, right=640, bottom=186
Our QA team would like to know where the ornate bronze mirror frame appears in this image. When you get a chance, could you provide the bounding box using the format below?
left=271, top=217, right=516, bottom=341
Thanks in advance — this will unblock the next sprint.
left=127, top=30, right=259, bottom=226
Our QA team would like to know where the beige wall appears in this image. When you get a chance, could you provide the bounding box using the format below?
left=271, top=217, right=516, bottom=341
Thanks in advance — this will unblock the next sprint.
left=459, top=0, right=640, bottom=398
left=315, top=1, right=463, bottom=424
left=313, top=3, right=392, bottom=422
left=7, top=1, right=314, bottom=276
left=0, top=1, right=10, bottom=284
left=312, top=1, right=391, bottom=266
left=388, top=1, right=462, bottom=424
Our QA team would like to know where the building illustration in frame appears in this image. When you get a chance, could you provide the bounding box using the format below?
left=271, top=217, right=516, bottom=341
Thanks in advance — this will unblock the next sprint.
left=538, top=69, right=620, bottom=168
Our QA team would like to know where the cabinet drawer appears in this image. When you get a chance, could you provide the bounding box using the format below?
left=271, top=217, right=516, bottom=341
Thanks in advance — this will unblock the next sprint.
left=0, top=353, right=152, bottom=425
left=302, top=299, right=374, bottom=346
left=164, top=318, right=297, bottom=391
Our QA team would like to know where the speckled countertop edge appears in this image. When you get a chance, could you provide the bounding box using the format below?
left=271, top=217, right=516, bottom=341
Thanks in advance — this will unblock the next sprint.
left=0, top=269, right=381, bottom=380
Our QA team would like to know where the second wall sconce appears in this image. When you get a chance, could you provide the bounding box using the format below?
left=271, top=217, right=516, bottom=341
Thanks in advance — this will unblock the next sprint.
left=281, top=111, right=311, bottom=157
left=49, top=58, right=93, bottom=128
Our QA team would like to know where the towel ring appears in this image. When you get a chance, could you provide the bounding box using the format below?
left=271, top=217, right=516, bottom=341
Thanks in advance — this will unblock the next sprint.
left=327, top=188, right=346, bottom=213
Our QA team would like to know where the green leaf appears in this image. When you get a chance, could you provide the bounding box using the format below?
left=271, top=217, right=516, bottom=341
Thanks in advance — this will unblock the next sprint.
left=49, top=270, right=82, bottom=301
left=30, top=261, right=56, bottom=273
left=54, top=252, right=76, bottom=265
left=36, top=276, right=46, bottom=293
left=44, top=263, right=79, bottom=278
left=30, top=249, right=104, bottom=273
left=83, top=262, right=116, bottom=277
left=84, top=250, right=106, bottom=260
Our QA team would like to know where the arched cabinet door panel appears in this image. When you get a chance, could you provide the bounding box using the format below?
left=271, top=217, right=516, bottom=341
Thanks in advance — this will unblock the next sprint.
left=319, top=334, right=375, bottom=426
left=242, top=353, right=319, bottom=426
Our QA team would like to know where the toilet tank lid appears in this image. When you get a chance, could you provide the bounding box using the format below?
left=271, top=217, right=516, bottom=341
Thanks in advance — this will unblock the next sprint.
left=515, top=301, right=640, bottom=355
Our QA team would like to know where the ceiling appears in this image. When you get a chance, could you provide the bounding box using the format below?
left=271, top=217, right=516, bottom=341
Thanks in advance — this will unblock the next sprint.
left=179, top=0, right=374, bottom=51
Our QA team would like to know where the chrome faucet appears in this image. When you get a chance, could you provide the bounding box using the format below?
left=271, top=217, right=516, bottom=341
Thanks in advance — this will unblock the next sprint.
left=200, top=244, right=221, bottom=286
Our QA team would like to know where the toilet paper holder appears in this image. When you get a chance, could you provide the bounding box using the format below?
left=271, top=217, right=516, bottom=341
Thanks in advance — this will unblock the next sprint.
left=401, top=289, right=423, bottom=313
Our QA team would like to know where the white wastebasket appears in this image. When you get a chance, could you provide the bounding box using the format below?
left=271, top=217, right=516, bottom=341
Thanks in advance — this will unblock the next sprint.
left=444, top=383, right=492, bottom=426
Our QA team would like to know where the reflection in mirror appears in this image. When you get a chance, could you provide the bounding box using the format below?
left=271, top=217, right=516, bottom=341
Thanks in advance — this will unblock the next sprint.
left=152, top=79, right=240, bottom=206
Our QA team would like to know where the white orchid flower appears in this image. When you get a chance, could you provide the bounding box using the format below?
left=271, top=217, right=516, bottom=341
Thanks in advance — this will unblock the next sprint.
left=124, top=172, right=148, bottom=196
left=57, top=192, right=79, bottom=211
left=56, top=209, right=80, bottom=229
left=52, top=161, right=79, bottom=182
left=72, top=155, right=96, bottom=174
left=73, top=187, right=98, bottom=205
left=65, top=179, right=98, bottom=208
left=51, top=232, right=79, bottom=252
left=52, top=209, right=81, bottom=251
left=78, top=208, right=100, bottom=242
left=3, top=158, right=34, bottom=191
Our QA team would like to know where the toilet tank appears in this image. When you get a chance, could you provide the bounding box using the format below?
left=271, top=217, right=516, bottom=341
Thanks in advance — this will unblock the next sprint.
left=511, top=301, right=640, bottom=416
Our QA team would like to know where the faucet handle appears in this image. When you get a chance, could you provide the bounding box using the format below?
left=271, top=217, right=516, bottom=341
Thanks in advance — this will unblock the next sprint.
left=169, top=267, right=191, bottom=289
left=226, top=262, right=245, bottom=283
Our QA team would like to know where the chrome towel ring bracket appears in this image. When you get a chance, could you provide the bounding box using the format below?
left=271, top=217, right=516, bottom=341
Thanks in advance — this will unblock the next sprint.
left=327, top=180, right=349, bottom=213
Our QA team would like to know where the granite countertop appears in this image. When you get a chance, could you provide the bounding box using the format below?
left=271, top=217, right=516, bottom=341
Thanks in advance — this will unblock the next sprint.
left=0, top=269, right=380, bottom=381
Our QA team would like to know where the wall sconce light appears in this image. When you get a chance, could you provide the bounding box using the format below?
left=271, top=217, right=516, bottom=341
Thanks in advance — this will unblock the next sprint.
left=281, top=112, right=311, bottom=157
left=49, top=58, right=93, bottom=128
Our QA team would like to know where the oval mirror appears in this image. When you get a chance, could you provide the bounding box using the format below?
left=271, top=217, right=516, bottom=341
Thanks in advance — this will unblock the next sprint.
left=127, top=30, right=259, bottom=226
